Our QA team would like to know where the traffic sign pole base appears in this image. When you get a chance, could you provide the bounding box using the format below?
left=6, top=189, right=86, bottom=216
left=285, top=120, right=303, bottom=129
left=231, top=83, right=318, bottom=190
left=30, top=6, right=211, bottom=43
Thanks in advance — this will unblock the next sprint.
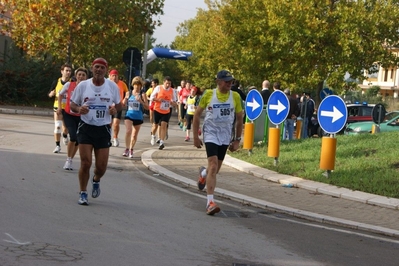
left=322, top=170, right=332, bottom=178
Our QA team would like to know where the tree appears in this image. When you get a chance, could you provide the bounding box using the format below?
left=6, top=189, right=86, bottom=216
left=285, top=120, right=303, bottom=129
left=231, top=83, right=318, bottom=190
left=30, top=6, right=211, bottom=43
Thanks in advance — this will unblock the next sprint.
left=0, top=0, right=164, bottom=67
left=172, top=0, right=399, bottom=101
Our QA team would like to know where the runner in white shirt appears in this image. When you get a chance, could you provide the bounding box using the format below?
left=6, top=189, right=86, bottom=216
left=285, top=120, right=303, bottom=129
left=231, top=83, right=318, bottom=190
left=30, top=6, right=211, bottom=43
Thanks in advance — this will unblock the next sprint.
left=70, top=58, right=122, bottom=206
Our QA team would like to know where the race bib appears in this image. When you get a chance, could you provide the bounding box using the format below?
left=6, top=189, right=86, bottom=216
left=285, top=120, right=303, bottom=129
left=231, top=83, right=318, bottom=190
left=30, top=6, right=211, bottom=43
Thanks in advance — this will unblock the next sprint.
left=187, top=104, right=195, bottom=113
left=128, top=101, right=140, bottom=111
left=89, top=105, right=107, bottom=122
left=160, top=100, right=170, bottom=110
left=212, top=103, right=231, bottom=122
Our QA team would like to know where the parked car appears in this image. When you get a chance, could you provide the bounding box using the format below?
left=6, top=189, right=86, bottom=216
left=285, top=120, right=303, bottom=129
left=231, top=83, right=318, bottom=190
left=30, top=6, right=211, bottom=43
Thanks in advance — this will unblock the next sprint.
left=344, top=111, right=399, bottom=135
left=317, top=102, right=376, bottom=137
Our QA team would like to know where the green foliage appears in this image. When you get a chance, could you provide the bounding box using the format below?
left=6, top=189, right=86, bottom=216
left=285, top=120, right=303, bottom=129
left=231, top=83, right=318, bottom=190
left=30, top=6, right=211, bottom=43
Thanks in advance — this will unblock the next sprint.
left=366, top=85, right=381, bottom=97
left=343, top=88, right=383, bottom=105
left=0, top=45, right=60, bottom=105
left=230, top=132, right=399, bottom=198
left=1, top=0, right=164, bottom=67
left=172, top=0, right=399, bottom=97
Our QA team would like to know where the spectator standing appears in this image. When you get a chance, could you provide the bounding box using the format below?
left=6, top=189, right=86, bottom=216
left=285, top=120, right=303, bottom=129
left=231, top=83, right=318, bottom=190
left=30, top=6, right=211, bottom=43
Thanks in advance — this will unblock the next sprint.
left=109, top=69, right=128, bottom=147
left=70, top=58, right=122, bottom=206
left=193, top=70, right=243, bottom=215
left=231, top=79, right=246, bottom=101
left=283, top=88, right=300, bottom=140
left=260, top=80, right=271, bottom=106
left=273, top=81, right=281, bottom=91
left=299, top=92, right=315, bottom=139
left=48, top=63, right=72, bottom=153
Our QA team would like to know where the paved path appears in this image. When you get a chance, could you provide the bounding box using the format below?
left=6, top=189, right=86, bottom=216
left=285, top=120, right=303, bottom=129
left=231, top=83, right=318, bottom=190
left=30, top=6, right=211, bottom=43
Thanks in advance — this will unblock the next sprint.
left=2, top=104, right=399, bottom=238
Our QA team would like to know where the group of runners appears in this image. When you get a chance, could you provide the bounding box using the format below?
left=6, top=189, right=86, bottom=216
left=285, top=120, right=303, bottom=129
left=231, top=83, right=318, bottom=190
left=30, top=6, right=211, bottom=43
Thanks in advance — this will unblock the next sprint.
left=48, top=60, right=244, bottom=215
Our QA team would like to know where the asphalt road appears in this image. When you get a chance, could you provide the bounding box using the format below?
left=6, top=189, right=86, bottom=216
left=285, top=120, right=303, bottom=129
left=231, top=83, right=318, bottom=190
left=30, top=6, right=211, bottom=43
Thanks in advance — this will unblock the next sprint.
left=0, top=113, right=398, bottom=266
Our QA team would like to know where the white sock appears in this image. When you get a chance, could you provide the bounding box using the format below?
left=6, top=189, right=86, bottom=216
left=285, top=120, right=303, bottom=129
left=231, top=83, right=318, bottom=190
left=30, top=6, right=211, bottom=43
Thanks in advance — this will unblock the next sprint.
left=160, top=140, right=164, bottom=145
left=207, top=195, right=214, bottom=206
left=201, top=168, right=207, bottom=178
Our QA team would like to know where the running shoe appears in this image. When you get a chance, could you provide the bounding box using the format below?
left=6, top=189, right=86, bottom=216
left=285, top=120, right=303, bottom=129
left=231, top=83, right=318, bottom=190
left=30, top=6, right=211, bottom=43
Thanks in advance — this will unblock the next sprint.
left=206, top=201, right=220, bottom=215
left=159, top=143, right=165, bottom=150
left=179, top=123, right=183, bottom=129
left=112, top=138, right=119, bottom=147
left=62, top=135, right=69, bottom=145
left=156, top=139, right=161, bottom=144
left=150, top=135, right=156, bottom=145
left=183, top=126, right=187, bottom=132
left=197, top=166, right=206, bottom=190
left=185, top=136, right=190, bottom=141
left=122, top=149, right=129, bottom=157
left=78, top=191, right=89, bottom=205
left=63, top=158, right=72, bottom=170
left=53, top=145, right=61, bottom=153
left=91, top=177, right=101, bottom=198
left=129, top=149, right=134, bottom=158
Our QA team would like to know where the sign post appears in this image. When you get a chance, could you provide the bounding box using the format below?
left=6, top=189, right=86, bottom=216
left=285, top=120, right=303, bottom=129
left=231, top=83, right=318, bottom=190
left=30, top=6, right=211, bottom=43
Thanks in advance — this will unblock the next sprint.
left=317, top=95, right=348, bottom=177
left=243, top=90, right=264, bottom=154
left=371, top=103, right=386, bottom=134
left=266, top=90, right=289, bottom=165
left=320, top=88, right=334, bottom=100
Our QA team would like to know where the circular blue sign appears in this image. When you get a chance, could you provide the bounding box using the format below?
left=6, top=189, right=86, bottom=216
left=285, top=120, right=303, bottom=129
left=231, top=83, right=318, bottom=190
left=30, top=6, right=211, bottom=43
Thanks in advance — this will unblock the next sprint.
left=245, top=89, right=264, bottom=121
left=317, top=95, right=348, bottom=134
left=320, top=88, right=334, bottom=100
left=267, top=90, right=289, bottom=125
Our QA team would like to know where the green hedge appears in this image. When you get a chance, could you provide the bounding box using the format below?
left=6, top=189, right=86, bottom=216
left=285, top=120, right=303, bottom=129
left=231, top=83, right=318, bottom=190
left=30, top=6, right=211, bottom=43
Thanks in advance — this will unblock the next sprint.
left=0, top=46, right=61, bottom=107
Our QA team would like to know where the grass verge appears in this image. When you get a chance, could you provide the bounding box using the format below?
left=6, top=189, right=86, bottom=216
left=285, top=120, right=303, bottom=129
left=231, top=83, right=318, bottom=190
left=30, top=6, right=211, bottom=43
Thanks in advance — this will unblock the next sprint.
left=229, top=132, right=399, bottom=198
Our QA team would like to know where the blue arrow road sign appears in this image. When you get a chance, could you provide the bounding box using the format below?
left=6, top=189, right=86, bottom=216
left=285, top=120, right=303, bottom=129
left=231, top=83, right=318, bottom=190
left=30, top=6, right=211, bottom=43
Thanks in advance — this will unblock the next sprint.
left=245, top=89, right=264, bottom=121
left=317, top=95, right=348, bottom=134
left=320, top=87, right=334, bottom=100
left=267, top=90, right=289, bottom=125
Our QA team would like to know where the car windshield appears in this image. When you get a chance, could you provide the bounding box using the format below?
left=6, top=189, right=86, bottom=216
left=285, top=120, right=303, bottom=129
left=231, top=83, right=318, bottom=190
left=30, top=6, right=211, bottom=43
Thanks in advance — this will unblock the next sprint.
left=384, top=111, right=399, bottom=122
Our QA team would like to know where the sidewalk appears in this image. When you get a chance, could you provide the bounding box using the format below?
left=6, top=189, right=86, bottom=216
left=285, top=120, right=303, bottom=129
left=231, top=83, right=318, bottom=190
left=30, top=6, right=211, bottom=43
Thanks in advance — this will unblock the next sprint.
left=2, top=104, right=399, bottom=238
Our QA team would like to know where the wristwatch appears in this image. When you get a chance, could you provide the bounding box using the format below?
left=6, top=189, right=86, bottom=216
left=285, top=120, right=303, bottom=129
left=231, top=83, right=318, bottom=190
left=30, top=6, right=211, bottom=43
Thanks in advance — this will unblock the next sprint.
left=235, top=137, right=242, bottom=141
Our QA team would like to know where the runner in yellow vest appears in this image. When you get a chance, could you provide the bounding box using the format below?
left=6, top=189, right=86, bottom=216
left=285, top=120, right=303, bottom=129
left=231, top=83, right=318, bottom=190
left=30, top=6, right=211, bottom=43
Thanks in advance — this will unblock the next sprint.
left=48, top=63, right=72, bottom=153
left=184, top=86, right=199, bottom=141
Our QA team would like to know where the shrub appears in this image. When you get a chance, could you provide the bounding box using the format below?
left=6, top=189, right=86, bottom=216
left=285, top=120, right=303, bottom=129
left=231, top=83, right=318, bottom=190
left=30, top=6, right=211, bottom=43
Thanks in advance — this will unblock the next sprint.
left=0, top=45, right=61, bottom=106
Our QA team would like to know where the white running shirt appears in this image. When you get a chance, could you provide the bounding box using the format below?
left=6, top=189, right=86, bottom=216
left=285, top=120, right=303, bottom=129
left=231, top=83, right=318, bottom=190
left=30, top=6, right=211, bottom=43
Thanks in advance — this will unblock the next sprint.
left=71, top=78, right=120, bottom=126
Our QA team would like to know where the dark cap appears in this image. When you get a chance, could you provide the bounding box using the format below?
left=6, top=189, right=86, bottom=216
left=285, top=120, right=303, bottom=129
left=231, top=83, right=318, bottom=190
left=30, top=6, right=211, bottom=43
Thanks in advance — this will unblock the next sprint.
left=216, top=70, right=234, bottom=82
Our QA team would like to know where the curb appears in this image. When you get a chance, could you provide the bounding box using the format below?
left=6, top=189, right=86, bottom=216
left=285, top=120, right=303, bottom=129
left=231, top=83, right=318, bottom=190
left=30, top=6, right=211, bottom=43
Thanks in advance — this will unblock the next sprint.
left=223, top=154, right=399, bottom=210
left=142, top=149, right=399, bottom=238
left=0, top=108, right=53, bottom=117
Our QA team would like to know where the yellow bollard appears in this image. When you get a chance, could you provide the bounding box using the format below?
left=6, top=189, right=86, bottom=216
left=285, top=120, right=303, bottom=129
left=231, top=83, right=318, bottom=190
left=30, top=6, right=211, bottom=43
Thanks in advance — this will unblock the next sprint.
left=243, top=122, right=254, bottom=150
left=268, top=127, right=280, bottom=158
left=371, top=124, right=380, bottom=134
left=296, top=120, right=302, bottom=139
left=320, top=136, right=337, bottom=170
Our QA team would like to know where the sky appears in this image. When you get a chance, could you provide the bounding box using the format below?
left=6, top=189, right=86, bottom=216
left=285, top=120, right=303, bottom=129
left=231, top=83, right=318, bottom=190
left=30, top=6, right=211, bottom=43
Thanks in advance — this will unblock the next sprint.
left=152, top=0, right=208, bottom=46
